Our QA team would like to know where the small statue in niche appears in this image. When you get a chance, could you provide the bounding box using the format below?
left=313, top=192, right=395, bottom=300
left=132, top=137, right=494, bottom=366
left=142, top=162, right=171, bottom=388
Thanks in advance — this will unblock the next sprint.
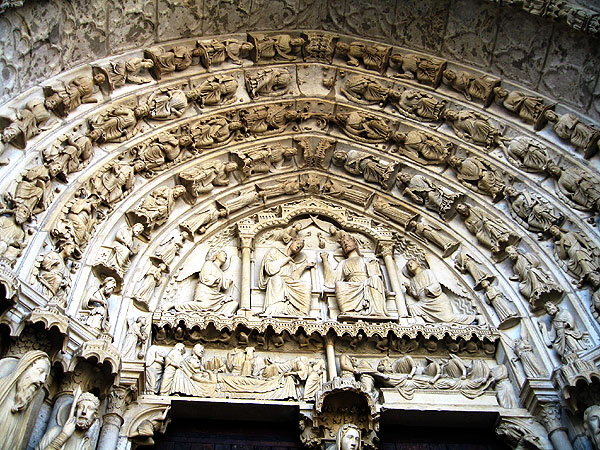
left=447, top=155, right=505, bottom=202
left=88, top=104, right=146, bottom=143
left=341, top=74, right=393, bottom=105
left=93, top=222, right=144, bottom=283
left=150, top=233, right=184, bottom=270
left=245, top=67, right=292, bottom=98
left=240, top=104, right=300, bottom=136
left=393, top=88, right=446, bottom=121
left=178, top=160, right=238, bottom=198
left=512, top=335, right=546, bottom=378
left=372, top=196, right=416, bottom=228
left=35, top=390, right=100, bottom=450
left=143, top=87, right=188, bottom=121
left=145, top=346, right=166, bottom=394
left=257, top=178, right=301, bottom=201
left=159, top=343, right=186, bottom=395
left=546, top=163, right=600, bottom=213
left=549, top=225, right=600, bottom=288
left=442, top=109, right=506, bottom=150
left=35, top=250, right=69, bottom=298
left=187, top=74, right=238, bottom=108
left=0, top=98, right=53, bottom=154
left=454, top=251, right=495, bottom=290
left=493, top=87, right=551, bottom=127
left=249, top=33, right=304, bottom=62
left=89, top=160, right=136, bottom=208
left=331, top=149, right=399, bottom=189
left=126, top=185, right=186, bottom=239
left=164, top=249, right=238, bottom=316
left=179, top=205, right=227, bottom=238
left=403, top=258, right=481, bottom=324
left=43, top=131, right=94, bottom=183
left=492, top=364, right=519, bottom=409
left=480, top=279, right=519, bottom=329
left=442, top=69, right=499, bottom=106
left=398, top=173, right=462, bottom=220
left=5, top=165, right=53, bottom=225
left=259, top=238, right=314, bottom=317
left=390, top=53, right=446, bottom=86
left=336, top=41, right=391, bottom=73
left=539, top=302, right=585, bottom=362
left=231, top=143, right=297, bottom=178
left=456, top=203, right=520, bottom=259
left=122, top=316, right=149, bottom=360
left=331, top=111, right=391, bottom=143
left=504, top=185, right=564, bottom=234
left=407, top=219, right=460, bottom=257
left=506, top=137, right=551, bottom=173
left=303, top=359, right=326, bottom=401
left=195, top=38, right=254, bottom=67
left=132, top=132, right=193, bottom=176
left=144, top=45, right=196, bottom=79
left=190, top=115, right=243, bottom=149
left=44, top=73, right=106, bottom=117
left=97, top=57, right=154, bottom=90
left=545, top=111, right=600, bottom=159
left=84, top=277, right=117, bottom=333
left=0, top=215, right=25, bottom=265
left=51, top=188, right=101, bottom=254
left=393, top=130, right=452, bottom=164
left=132, top=264, right=166, bottom=311
left=321, top=234, right=389, bottom=319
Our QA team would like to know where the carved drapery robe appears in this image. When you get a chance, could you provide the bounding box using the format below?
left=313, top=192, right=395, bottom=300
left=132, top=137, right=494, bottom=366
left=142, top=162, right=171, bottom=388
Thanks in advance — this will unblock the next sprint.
left=259, top=247, right=311, bottom=316
left=407, top=267, right=475, bottom=324
left=330, top=256, right=388, bottom=317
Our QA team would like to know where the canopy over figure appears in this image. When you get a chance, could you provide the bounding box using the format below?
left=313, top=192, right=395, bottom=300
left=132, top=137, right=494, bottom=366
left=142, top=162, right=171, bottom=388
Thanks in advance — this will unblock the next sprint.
left=321, top=234, right=389, bottom=320
left=259, top=238, right=314, bottom=317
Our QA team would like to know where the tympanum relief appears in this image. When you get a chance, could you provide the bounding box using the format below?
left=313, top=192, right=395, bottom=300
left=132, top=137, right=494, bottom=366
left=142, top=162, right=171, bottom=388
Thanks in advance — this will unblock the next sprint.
left=1, top=26, right=600, bottom=450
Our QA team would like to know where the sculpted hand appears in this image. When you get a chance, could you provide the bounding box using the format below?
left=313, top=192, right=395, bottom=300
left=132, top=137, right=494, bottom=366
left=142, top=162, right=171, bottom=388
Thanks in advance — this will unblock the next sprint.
left=319, top=252, right=328, bottom=261
left=62, top=417, right=77, bottom=437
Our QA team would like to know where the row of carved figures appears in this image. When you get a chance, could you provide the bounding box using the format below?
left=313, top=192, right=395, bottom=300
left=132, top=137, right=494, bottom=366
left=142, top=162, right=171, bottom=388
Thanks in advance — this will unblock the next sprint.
left=1, top=31, right=597, bottom=161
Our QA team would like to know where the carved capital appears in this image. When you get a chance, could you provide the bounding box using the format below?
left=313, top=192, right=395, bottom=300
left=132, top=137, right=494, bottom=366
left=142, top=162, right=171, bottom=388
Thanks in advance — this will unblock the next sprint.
left=105, top=385, right=135, bottom=419
left=538, top=403, right=565, bottom=433
left=376, top=240, right=395, bottom=258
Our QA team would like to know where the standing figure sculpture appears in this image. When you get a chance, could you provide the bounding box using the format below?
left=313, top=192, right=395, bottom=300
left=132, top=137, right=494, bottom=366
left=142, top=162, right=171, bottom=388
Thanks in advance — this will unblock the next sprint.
left=0, top=350, right=51, bottom=450
left=35, top=391, right=100, bottom=450
left=259, top=239, right=314, bottom=317
left=84, top=277, right=117, bottom=333
left=321, top=234, right=389, bottom=319
left=539, top=302, right=584, bottom=362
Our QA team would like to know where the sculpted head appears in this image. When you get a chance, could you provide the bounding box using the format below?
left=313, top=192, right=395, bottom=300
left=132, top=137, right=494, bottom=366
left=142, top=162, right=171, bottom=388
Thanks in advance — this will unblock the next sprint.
left=584, top=405, right=600, bottom=448
left=13, top=355, right=51, bottom=413
left=455, top=202, right=470, bottom=217
left=102, top=277, right=117, bottom=296
left=339, top=234, right=358, bottom=257
left=544, top=301, right=558, bottom=316
left=75, top=392, right=100, bottom=430
left=405, top=258, right=422, bottom=276
left=192, top=344, right=205, bottom=358
left=288, top=238, right=305, bottom=256
left=336, top=424, right=361, bottom=450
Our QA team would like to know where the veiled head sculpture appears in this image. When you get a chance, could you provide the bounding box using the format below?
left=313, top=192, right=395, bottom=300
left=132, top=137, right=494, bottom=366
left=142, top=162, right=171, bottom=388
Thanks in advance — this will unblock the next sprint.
left=336, top=423, right=361, bottom=450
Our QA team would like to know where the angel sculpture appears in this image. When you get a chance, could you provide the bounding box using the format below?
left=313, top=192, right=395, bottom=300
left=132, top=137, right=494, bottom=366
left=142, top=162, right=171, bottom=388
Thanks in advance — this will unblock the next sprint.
left=403, top=258, right=484, bottom=325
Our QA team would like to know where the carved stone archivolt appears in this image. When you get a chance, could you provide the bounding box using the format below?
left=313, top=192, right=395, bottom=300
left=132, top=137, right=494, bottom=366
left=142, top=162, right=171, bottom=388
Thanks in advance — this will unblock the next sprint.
left=0, top=24, right=598, bottom=450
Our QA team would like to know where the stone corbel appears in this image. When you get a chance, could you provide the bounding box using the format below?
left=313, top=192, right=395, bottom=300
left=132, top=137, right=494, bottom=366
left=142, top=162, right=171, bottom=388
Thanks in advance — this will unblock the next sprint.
left=537, top=402, right=573, bottom=450
left=19, top=297, right=70, bottom=352
left=495, top=413, right=553, bottom=450
left=125, top=403, right=171, bottom=447
left=70, top=332, right=121, bottom=376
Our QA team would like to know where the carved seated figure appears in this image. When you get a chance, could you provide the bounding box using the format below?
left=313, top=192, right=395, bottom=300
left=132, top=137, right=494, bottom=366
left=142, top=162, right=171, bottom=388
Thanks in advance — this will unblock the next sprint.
left=389, top=53, right=446, bottom=86
left=545, top=111, right=600, bottom=159
left=166, top=250, right=238, bottom=316
left=393, top=89, right=446, bottom=121
left=403, top=259, right=479, bottom=324
left=126, top=185, right=186, bottom=238
left=44, top=73, right=105, bottom=117
left=393, top=130, right=452, bottom=164
left=133, top=132, right=192, bottom=176
left=493, top=87, right=549, bottom=126
left=341, top=75, right=392, bottom=105
left=43, top=132, right=94, bottom=182
left=333, top=111, right=391, bottom=143
left=549, top=225, right=600, bottom=288
left=190, top=116, right=243, bottom=149
left=196, top=38, right=254, bottom=67
left=88, top=104, right=147, bottom=143
left=187, top=75, right=238, bottom=107
left=398, top=173, right=462, bottom=220
left=442, top=109, right=506, bottom=149
left=321, top=234, right=389, bottom=319
left=547, top=163, right=600, bottom=213
left=448, top=155, right=505, bottom=202
left=506, top=137, right=551, bottom=173
left=250, top=33, right=304, bottom=61
left=259, top=239, right=314, bottom=317
left=232, top=143, right=297, bottom=178
left=442, top=69, right=499, bottom=106
left=332, top=149, right=398, bottom=189
left=336, top=41, right=390, bottom=73
left=245, top=68, right=292, bottom=98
